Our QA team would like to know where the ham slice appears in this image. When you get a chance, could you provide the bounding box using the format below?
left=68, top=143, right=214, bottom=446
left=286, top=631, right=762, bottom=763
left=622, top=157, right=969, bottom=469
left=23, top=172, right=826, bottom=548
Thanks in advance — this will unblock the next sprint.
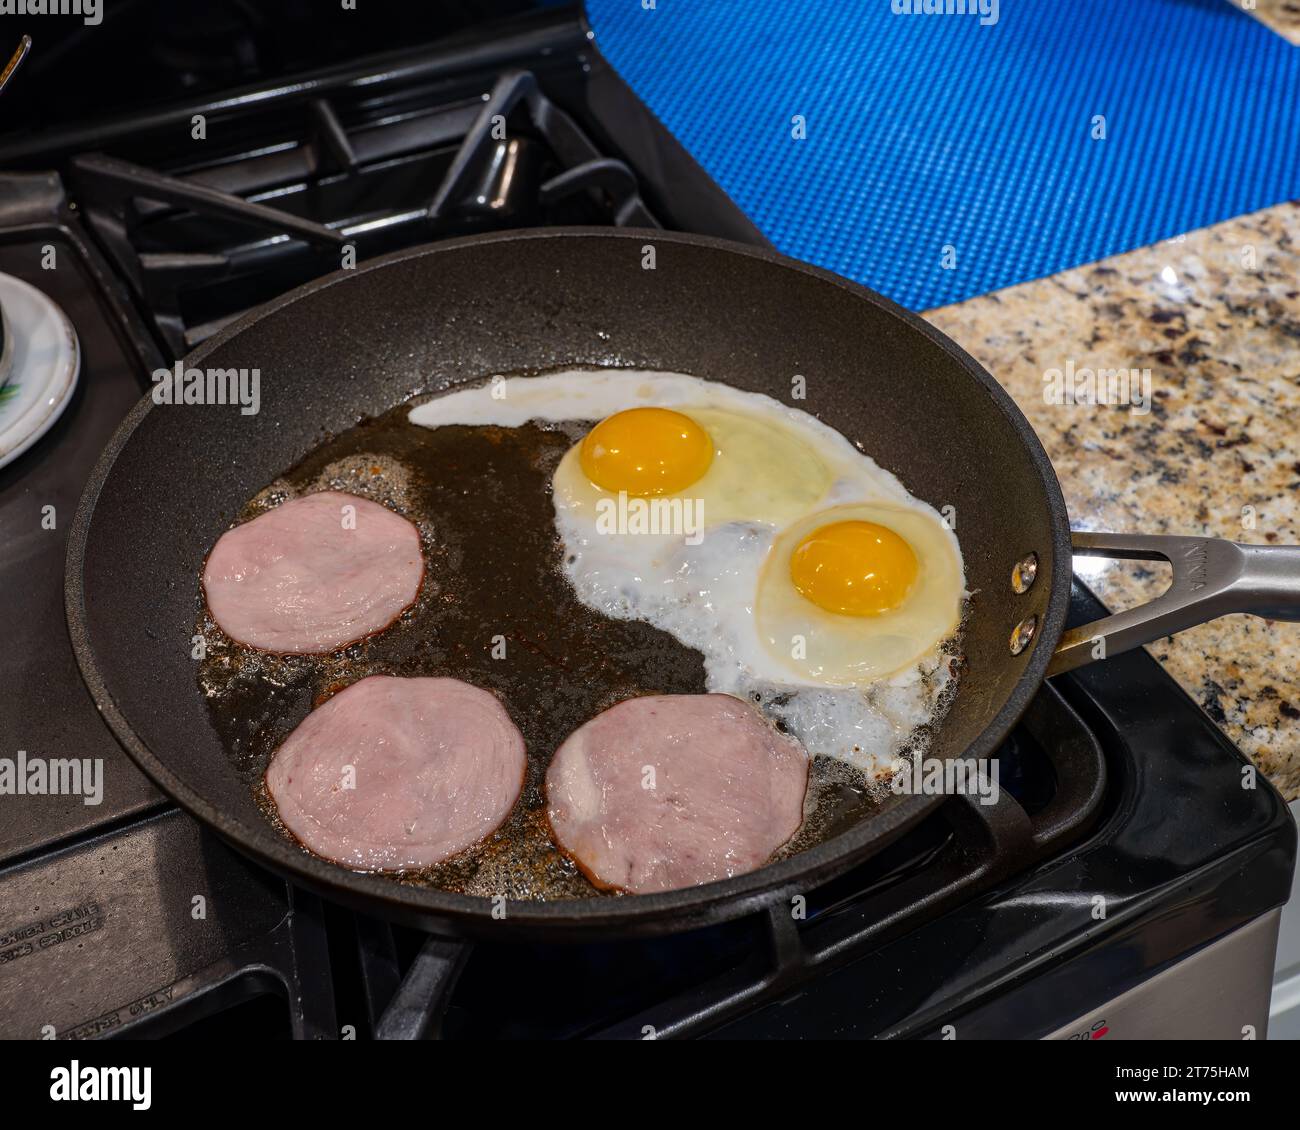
left=266, top=675, right=525, bottom=870
left=203, top=490, right=423, bottom=654
left=546, top=694, right=809, bottom=894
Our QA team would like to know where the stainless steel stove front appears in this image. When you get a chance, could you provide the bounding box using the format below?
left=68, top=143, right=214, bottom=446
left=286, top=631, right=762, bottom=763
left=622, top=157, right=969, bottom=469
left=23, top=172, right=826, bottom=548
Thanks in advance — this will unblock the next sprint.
left=1044, top=911, right=1281, bottom=1041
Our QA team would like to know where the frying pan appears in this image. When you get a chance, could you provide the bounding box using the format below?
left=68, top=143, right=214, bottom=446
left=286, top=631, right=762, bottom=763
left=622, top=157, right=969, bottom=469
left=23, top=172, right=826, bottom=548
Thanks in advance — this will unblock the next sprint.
left=66, top=228, right=1300, bottom=940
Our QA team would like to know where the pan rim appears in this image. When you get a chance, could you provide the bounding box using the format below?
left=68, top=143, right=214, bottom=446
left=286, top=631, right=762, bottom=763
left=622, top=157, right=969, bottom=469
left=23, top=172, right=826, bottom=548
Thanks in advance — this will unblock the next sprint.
left=65, top=226, right=1072, bottom=932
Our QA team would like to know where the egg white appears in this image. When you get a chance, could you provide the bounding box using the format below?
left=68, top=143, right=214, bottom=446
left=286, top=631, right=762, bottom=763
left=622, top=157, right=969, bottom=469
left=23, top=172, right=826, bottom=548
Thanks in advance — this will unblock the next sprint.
left=410, top=369, right=967, bottom=775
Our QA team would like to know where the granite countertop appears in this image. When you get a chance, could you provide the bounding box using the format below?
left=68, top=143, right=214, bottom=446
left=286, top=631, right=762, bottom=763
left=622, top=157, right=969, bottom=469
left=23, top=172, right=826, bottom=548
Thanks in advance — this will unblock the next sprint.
left=924, top=198, right=1300, bottom=800
left=1252, top=0, right=1300, bottom=44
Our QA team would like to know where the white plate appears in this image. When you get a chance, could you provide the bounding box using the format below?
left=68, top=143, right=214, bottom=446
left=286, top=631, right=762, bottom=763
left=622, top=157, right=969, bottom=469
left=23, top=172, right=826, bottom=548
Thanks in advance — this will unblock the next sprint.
left=0, top=303, right=13, bottom=393
left=0, top=273, right=81, bottom=471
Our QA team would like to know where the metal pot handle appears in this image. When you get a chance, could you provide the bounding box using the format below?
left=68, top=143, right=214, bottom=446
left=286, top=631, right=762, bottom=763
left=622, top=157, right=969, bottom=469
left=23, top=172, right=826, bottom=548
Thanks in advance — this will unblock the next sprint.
left=1047, top=532, right=1300, bottom=676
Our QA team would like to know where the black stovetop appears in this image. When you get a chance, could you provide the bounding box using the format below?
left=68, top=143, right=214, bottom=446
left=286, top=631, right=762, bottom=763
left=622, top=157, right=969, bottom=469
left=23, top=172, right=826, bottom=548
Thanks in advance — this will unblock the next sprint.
left=0, top=5, right=1293, bottom=1040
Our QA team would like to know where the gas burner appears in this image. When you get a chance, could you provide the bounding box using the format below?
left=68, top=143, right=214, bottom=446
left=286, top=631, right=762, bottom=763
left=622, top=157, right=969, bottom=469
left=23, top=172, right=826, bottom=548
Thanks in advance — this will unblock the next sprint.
left=66, top=67, right=655, bottom=357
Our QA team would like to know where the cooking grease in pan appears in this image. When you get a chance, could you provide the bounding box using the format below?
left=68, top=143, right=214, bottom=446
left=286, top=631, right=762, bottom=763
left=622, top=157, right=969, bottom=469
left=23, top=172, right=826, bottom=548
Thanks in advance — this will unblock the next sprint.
left=196, top=400, right=955, bottom=899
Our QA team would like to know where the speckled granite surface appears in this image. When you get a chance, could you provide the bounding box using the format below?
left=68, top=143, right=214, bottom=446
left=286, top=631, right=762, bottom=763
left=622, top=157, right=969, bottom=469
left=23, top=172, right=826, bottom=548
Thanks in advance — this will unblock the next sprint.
left=924, top=200, right=1300, bottom=800
left=1250, top=0, right=1300, bottom=45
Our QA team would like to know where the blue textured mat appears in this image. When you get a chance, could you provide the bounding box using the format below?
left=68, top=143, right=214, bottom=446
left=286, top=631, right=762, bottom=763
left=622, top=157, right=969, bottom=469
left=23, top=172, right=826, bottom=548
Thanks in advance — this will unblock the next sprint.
left=584, top=0, right=1300, bottom=310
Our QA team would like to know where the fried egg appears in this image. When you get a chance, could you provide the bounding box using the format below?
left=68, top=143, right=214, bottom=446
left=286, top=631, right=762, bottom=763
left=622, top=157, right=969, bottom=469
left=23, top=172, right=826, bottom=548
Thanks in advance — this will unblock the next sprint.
left=756, top=502, right=964, bottom=686
left=410, top=369, right=966, bottom=774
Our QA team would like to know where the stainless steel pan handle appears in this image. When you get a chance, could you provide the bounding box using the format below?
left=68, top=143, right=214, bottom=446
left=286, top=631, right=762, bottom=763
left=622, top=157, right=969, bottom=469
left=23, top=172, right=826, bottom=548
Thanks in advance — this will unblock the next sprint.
left=1047, top=532, right=1300, bottom=676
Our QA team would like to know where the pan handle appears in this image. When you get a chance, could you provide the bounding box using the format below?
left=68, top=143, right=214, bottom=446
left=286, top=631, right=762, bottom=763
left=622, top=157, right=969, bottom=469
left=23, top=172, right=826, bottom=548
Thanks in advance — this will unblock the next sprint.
left=1047, top=532, right=1300, bottom=677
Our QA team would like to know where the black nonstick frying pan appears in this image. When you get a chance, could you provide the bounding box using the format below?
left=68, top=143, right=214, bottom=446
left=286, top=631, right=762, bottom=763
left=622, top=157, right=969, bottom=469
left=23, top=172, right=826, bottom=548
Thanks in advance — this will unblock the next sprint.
left=66, top=228, right=1300, bottom=940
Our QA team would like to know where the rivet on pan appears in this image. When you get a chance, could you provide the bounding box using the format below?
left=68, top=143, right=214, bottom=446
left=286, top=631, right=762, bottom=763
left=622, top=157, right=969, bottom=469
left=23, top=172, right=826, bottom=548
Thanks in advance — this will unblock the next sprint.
left=1009, top=615, right=1038, bottom=656
left=1011, top=552, right=1039, bottom=594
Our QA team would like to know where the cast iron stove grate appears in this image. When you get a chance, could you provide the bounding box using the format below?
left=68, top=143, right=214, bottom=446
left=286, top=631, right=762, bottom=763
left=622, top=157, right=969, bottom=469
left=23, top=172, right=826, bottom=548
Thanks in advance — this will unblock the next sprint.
left=67, top=67, right=656, bottom=357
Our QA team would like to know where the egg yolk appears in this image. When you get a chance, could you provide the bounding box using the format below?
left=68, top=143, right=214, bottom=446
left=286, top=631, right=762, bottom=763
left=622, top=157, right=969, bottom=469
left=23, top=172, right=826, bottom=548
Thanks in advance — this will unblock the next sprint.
left=789, top=520, right=918, bottom=617
left=579, top=407, right=714, bottom=496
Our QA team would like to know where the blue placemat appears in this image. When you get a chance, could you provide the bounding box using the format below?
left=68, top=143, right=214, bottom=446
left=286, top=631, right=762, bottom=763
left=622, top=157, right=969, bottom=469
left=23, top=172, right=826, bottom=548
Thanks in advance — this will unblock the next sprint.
left=584, top=0, right=1300, bottom=310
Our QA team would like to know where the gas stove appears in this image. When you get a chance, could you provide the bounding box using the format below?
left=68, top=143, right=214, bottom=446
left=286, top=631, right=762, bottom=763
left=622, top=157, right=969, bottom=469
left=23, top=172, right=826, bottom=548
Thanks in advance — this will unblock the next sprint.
left=0, top=4, right=1292, bottom=1041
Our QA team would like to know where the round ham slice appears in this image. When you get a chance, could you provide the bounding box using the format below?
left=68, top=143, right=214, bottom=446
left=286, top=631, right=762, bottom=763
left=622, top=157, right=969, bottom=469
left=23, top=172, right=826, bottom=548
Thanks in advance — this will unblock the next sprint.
left=546, top=694, right=809, bottom=894
left=266, top=675, right=526, bottom=871
left=203, top=490, right=423, bottom=654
